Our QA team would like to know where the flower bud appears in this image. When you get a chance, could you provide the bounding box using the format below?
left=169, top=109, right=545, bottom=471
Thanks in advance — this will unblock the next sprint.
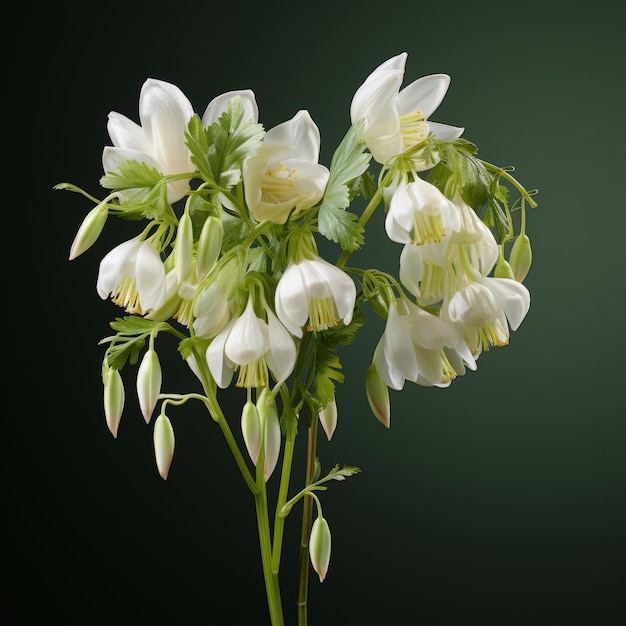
left=241, top=401, right=261, bottom=465
left=256, top=387, right=281, bottom=481
left=69, top=204, right=108, bottom=260
left=137, top=348, right=162, bottom=424
left=103, top=365, right=125, bottom=438
left=509, top=232, right=532, bottom=283
left=175, top=212, right=193, bottom=283
left=153, top=413, right=175, bottom=480
left=366, top=364, right=390, bottom=428
left=494, top=255, right=515, bottom=280
left=309, top=515, right=332, bottom=582
left=318, top=399, right=337, bottom=441
left=196, top=216, right=223, bottom=281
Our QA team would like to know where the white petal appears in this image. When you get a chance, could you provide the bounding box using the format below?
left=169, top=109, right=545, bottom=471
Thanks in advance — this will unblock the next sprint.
left=265, top=110, right=321, bottom=163
left=225, top=299, right=268, bottom=365
left=135, top=243, right=166, bottom=311
left=107, top=112, right=149, bottom=152
left=374, top=337, right=405, bottom=391
left=427, top=121, right=465, bottom=141
left=96, top=238, right=141, bottom=299
left=275, top=263, right=308, bottom=337
left=397, top=73, right=450, bottom=119
left=399, top=244, right=423, bottom=297
left=202, top=89, right=258, bottom=126
left=446, top=283, right=500, bottom=328
left=206, top=322, right=235, bottom=389
left=407, top=302, right=459, bottom=350
left=265, top=308, right=297, bottom=387
left=384, top=304, right=418, bottom=382
left=102, top=146, right=161, bottom=176
left=484, top=277, right=531, bottom=331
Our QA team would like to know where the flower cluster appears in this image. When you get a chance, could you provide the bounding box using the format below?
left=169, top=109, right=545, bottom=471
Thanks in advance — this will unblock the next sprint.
left=61, top=52, right=536, bottom=626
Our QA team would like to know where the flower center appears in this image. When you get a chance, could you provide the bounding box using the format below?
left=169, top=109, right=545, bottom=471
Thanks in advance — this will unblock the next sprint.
left=111, top=275, right=143, bottom=314
left=467, top=319, right=509, bottom=355
left=399, top=109, right=430, bottom=152
left=236, top=357, right=269, bottom=388
left=260, top=163, right=299, bottom=205
left=307, top=296, right=339, bottom=332
left=411, top=211, right=446, bottom=246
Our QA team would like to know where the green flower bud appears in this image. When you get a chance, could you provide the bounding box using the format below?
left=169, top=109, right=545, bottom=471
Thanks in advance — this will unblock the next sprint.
left=241, top=400, right=261, bottom=465
left=365, top=364, right=390, bottom=428
left=309, top=515, right=332, bottom=583
left=494, top=255, right=516, bottom=280
left=256, top=387, right=281, bottom=481
left=319, top=398, right=337, bottom=441
left=136, top=348, right=162, bottom=424
left=175, top=212, right=193, bottom=283
left=69, top=204, right=108, bottom=260
left=153, top=413, right=175, bottom=480
left=103, top=365, right=125, bottom=439
left=196, top=216, right=223, bottom=281
left=509, top=233, right=533, bottom=283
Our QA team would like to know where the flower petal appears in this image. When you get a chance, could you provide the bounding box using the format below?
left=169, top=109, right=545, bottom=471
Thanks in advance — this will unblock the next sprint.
left=484, top=277, right=531, bottom=331
left=265, top=110, right=321, bottom=163
left=265, top=308, right=297, bottom=387
left=135, top=243, right=167, bottom=311
left=275, top=263, right=308, bottom=337
left=397, top=73, right=450, bottom=119
left=202, top=89, right=258, bottom=126
left=225, top=299, right=268, bottom=365
left=206, top=322, right=236, bottom=389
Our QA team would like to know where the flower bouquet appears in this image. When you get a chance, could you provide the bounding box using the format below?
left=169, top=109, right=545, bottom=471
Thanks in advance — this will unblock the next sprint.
left=59, top=52, right=536, bottom=625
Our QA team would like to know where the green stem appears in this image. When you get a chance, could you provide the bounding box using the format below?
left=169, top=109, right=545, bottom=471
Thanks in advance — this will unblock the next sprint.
left=481, top=160, right=538, bottom=208
left=296, top=416, right=320, bottom=626
left=336, top=187, right=383, bottom=269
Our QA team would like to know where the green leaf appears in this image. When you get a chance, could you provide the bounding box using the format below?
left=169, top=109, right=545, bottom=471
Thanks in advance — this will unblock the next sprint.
left=187, top=98, right=264, bottom=189
left=318, top=121, right=371, bottom=251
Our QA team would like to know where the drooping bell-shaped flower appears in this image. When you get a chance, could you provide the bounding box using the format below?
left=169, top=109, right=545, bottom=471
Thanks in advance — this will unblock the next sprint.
left=192, top=282, right=231, bottom=338
left=243, top=110, right=330, bottom=224
left=374, top=298, right=462, bottom=390
left=386, top=178, right=460, bottom=246
left=103, top=78, right=195, bottom=204
left=206, top=297, right=296, bottom=389
left=350, top=52, right=464, bottom=168
left=97, top=237, right=167, bottom=314
left=274, top=256, right=356, bottom=338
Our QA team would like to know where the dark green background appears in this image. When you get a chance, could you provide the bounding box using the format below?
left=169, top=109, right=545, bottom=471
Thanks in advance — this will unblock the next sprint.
left=14, top=2, right=624, bottom=624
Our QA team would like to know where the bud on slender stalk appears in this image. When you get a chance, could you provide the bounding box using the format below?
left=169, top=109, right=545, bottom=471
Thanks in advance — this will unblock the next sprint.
left=241, top=400, right=261, bottom=465
left=69, top=205, right=108, bottom=260
left=175, top=212, right=193, bottom=283
left=366, top=364, right=390, bottom=428
left=319, top=399, right=337, bottom=441
left=257, top=387, right=281, bottom=481
left=137, top=348, right=162, bottom=424
left=153, top=413, right=175, bottom=480
left=309, top=515, right=332, bottom=582
left=509, top=232, right=533, bottom=282
left=103, top=366, right=125, bottom=438
left=494, top=255, right=516, bottom=280
left=196, top=216, right=223, bottom=281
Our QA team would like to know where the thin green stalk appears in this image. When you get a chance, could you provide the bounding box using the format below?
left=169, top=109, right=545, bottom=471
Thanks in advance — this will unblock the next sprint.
left=296, top=416, right=320, bottom=626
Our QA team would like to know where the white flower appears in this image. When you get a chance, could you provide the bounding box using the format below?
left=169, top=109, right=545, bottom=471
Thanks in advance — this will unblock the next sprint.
left=350, top=52, right=463, bottom=168
left=386, top=178, right=460, bottom=246
left=97, top=237, right=167, bottom=314
left=243, top=110, right=330, bottom=224
left=192, top=282, right=231, bottom=338
left=103, top=79, right=195, bottom=204
left=274, top=257, right=356, bottom=338
left=206, top=297, right=296, bottom=389
left=442, top=277, right=530, bottom=357
left=374, top=299, right=462, bottom=390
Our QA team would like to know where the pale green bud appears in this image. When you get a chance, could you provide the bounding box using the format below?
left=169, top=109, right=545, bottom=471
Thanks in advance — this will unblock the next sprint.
left=365, top=364, right=390, bottom=428
left=196, top=216, right=223, bottom=281
left=103, top=366, right=125, bottom=439
left=136, top=348, right=162, bottom=424
left=69, top=205, right=108, bottom=260
left=153, top=413, right=175, bottom=480
left=494, top=255, right=516, bottom=280
left=256, top=387, right=281, bottom=481
left=175, top=212, right=193, bottom=283
left=318, top=399, right=337, bottom=441
left=509, top=233, right=532, bottom=283
left=309, top=515, right=332, bottom=582
left=241, top=401, right=261, bottom=465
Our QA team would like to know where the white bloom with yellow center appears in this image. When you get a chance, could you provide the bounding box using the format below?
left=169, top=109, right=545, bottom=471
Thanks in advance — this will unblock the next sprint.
left=350, top=52, right=464, bottom=168
left=274, top=257, right=356, bottom=338
left=243, top=110, right=330, bottom=224
left=97, top=237, right=167, bottom=314
left=206, top=298, right=296, bottom=389
left=103, top=79, right=195, bottom=204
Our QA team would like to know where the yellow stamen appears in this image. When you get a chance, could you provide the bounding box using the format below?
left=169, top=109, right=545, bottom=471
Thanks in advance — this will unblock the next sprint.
left=111, top=276, right=143, bottom=314
left=236, top=357, right=269, bottom=388
left=260, top=163, right=299, bottom=205
left=399, top=109, right=430, bottom=151
left=307, top=297, right=339, bottom=332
